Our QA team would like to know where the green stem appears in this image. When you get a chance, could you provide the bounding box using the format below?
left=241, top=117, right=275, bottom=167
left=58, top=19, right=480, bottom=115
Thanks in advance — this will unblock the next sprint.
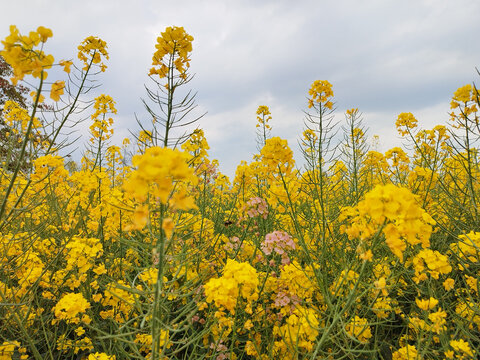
left=152, top=203, right=166, bottom=360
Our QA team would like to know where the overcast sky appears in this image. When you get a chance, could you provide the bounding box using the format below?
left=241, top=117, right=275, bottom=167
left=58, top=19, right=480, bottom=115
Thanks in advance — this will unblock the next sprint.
left=1, top=0, right=479, bottom=177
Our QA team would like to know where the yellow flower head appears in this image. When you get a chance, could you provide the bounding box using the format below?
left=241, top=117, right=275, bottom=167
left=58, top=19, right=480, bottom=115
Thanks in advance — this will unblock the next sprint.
left=204, top=259, right=259, bottom=313
left=162, top=217, right=174, bottom=239
left=415, top=297, right=439, bottom=311
left=1, top=25, right=54, bottom=84
left=87, top=353, right=116, bottom=360
left=124, top=147, right=198, bottom=208
left=451, top=84, right=475, bottom=106
left=345, top=316, right=372, bottom=343
left=53, top=293, right=91, bottom=324
left=256, top=105, right=272, bottom=128
left=3, top=100, right=42, bottom=133
left=396, top=112, right=418, bottom=136
left=89, top=94, right=117, bottom=141
left=59, top=59, right=73, bottom=73
left=308, top=80, right=334, bottom=109
left=342, top=184, right=436, bottom=262
left=260, top=137, right=295, bottom=173
left=450, top=339, right=475, bottom=358
left=77, top=36, right=109, bottom=72
left=150, top=26, right=193, bottom=78
left=50, top=80, right=65, bottom=101
left=393, top=345, right=417, bottom=360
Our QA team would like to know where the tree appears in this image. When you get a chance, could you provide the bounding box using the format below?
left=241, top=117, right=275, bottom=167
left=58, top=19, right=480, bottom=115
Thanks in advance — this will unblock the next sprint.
left=0, top=55, right=31, bottom=171
left=0, top=55, right=29, bottom=110
left=0, top=55, right=55, bottom=172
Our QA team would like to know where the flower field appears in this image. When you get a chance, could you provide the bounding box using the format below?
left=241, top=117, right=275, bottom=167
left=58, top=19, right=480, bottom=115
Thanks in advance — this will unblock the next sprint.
left=1, top=25, right=480, bottom=360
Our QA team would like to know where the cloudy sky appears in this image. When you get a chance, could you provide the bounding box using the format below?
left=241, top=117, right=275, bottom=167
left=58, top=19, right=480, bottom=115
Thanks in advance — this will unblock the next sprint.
left=2, top=0, right=479, bottom=177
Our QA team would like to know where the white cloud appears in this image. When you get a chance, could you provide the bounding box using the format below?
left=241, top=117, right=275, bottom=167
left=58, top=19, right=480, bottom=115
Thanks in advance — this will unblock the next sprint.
left=1, top=0, right=479, bottom=177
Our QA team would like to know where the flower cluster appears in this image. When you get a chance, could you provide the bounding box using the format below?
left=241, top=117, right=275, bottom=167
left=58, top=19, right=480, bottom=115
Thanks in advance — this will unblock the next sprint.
left=2, top=100, right=42, bottom=134
left=396, top=112, right=418, bottom=136
left=392, top=345, right=417, bottom=360
left=255, top=105, right=272, bottom=130
left=341, top=184, right=435, bottom=261
left=273, top=306, right=319, bottom=358
left=89, top=94, right=117, bottom=142
left=449, top=83, right=479, bottom=129
left=149, top=26, right=193, bottom=79
left=1, top=25, right=53, bottom=84
left=261, top=230, right=295, bottom=264
left=385, top=147, right=410, bottom=168
left=204, top=259, right=259, bottom=313
left=412, top=248, right=452, bottom=283
left=87, top=353, right=116, bottom=360
left=276, top=261, right=316, bottom=308
left=100, top=281, right=136, bottom=323
left=77, top=35, right=109, bottom=72
left=52, top=293, right=91, bottom=325
left=307, top=80, right=334, bottom=109
left=50, top=80, right=65, bottom=101
left=64, top=236, right=103, bottom=273
left=450, top=84, right=477, bottom=108
left=182, top=129, right=211, bottom=169
left=260, top=137, right=295, bottom=173
left=0, top=341, right=27, bottom=360
left=31, top=155, right=68, bottom=183
left=134, top=331, right=171, bottom=358
left=447, top=339, right=475, bottom=359
left=242, top=196, right=269, bottom=219
left=123, top=146, right=198, bottom=208
left=345, top=316, right=372, bottom=343
left=450, top=231, right=480, bottom=265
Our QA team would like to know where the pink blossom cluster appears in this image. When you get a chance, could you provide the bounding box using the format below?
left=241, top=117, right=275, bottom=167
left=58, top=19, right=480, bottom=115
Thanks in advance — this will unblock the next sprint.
left=210, top=340, right=229, bottom=360
left=223, top=236, right=242, bottom=252
left=243, top=197, right=268, bottom=219
left=274, top=291, right=301, bottom=309
left=191, top=315, right=205, bottom=325
left=261, top=231, right=296, bottom=264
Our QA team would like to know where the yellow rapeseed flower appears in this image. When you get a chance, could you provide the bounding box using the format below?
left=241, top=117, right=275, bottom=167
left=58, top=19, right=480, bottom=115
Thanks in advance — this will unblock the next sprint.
left=1, top=25, right=54, bottom=84
left=50, top=80, right=65, bottom=101
left=392, top=345, right=417, bottom=360
left=307, top=80, right=334, bottom=109
left=150, top=26, right=193, bottom=78
left=415, top=297, right=439, bottom=311
left=77, top=36, right=109, bottom=71
left=53, top=293, right=91, bottom=325
left=345, top=316, right=372, bottom=343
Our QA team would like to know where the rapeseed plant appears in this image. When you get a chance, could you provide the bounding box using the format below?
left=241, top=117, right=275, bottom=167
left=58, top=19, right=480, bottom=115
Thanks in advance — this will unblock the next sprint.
left=1, top=23, right=480, bottom=360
